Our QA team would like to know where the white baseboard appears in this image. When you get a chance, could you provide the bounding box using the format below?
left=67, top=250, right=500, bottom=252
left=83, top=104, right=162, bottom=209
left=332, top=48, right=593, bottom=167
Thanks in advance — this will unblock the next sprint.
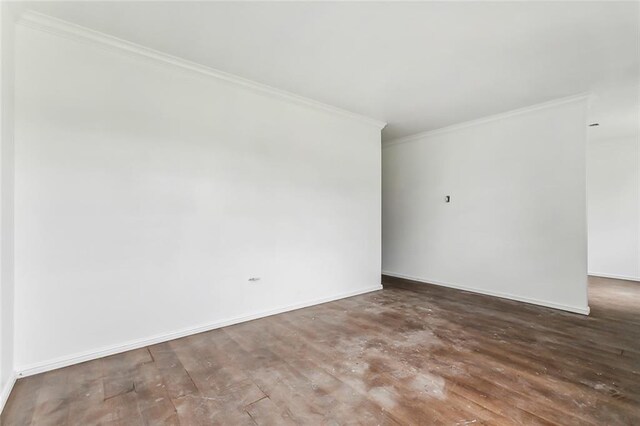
left=382, top=271, right=590, bottom=315
left=0, top=371, right=17, bottom=416
left=588, top=272, right=640, bottom=282
left=17, top=285, right=382, bottom=378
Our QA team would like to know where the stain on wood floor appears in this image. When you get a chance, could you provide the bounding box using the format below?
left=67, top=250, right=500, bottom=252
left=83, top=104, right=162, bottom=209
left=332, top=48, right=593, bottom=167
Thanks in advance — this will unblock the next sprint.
left=2, top=275, right=639, bottom=425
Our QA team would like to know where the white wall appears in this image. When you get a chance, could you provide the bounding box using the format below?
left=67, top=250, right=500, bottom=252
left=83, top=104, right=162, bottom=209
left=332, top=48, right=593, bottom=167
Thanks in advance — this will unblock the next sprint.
left=13, top=22, right=382, bottom=373
left=0, top=2, right=16, bottom=411
left=382, top=97, right=589, bottom=314
left=587, top=84, right=640, bottom=281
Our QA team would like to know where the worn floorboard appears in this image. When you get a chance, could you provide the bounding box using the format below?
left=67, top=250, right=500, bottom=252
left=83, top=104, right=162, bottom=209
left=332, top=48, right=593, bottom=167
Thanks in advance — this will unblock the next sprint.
left=2, top=276, right=639, bottom=425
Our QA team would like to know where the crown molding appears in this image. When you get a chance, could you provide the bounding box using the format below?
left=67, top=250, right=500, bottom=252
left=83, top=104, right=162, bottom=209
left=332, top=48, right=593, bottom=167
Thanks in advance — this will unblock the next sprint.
left=16, top=10, right=387, bottom=130
left=383, top=93, right=591, bottom=149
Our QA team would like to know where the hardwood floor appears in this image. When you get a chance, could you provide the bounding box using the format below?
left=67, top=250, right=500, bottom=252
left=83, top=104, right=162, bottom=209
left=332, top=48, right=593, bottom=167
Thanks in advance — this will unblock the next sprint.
left=2, top=276, right=639, bottom=425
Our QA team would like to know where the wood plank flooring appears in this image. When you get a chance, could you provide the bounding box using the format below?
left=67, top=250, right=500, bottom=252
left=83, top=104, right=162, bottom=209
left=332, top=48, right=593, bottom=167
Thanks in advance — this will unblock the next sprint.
left=2, top=275, right=639, bottom=425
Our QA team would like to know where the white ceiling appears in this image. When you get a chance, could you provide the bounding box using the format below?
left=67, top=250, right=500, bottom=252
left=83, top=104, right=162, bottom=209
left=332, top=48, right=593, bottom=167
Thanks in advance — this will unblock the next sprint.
left=13, top=1, right=640, bottom=141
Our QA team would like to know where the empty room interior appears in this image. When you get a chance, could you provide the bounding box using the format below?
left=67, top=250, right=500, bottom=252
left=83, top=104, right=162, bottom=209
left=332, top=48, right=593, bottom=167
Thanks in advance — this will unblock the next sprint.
left=0, top=1, right=639, bottom=424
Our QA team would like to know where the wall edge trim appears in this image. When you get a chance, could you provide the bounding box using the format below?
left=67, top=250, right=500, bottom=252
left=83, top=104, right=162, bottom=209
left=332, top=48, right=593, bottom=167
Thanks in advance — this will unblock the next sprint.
left=382, top=271, right=590, bottom=315
left=588, top=272, right=640, bottom=282
left=16, top=285, right=383, bottom=378
left=16, top=10, right=387, bottom=130
left=382, top=93, right=591, bottom=148
left=0, top=371, right=17, bottom=415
